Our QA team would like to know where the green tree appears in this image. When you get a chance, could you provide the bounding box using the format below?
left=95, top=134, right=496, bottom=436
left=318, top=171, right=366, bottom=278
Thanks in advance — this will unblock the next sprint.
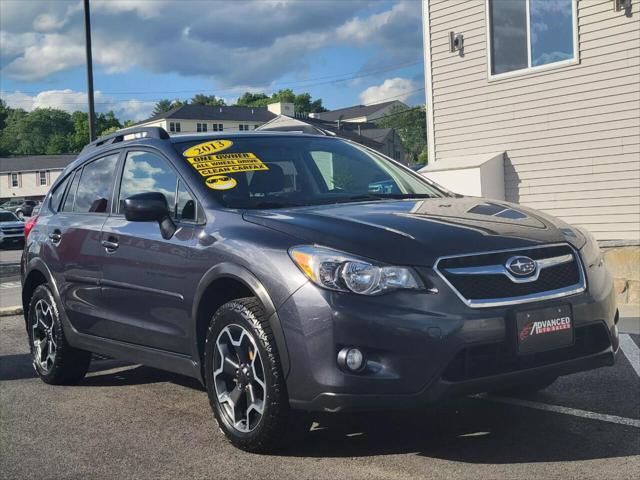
left=234, top=90, right=327, bottom=114
left=0, top=99, right=8, bottom=130
left=235, top=92, right=270, bottom=107
left=9, top=108, right=74, bottom=155
left=376, top=105, right=428, bottom=164
left=68, top=111, right=123, bottom=152
left=190, top=94, right=225, bottom=106
left=152, top=98, right=186, bottom=116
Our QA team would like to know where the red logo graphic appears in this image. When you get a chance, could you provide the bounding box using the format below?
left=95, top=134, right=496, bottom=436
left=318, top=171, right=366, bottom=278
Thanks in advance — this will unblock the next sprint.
left=519, top=317, right=571, bottom=341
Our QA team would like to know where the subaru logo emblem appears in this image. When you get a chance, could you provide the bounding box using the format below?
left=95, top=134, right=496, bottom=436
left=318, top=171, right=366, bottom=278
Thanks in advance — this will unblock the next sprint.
left=505, top=256, right=537, bottom=277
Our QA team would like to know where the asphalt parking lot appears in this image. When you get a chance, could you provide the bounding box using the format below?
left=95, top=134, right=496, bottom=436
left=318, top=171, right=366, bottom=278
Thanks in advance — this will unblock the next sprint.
left=1, top=309, right=639, bottom=480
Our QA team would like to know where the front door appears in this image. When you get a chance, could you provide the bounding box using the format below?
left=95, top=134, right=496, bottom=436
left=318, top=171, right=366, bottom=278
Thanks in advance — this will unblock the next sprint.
left=97, top=149, right=201, bottom=354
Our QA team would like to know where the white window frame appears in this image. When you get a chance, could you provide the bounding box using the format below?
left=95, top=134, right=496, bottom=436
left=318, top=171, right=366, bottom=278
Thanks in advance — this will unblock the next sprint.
left=39, top=171, right=47, bottom=186
left=10, top=173, right=18, bottom=188
left=485, top=0, right=579, bottom=81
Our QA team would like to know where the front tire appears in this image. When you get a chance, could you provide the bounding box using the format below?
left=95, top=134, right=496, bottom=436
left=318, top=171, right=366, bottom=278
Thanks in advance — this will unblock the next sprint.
left=204, top=297, right=309, bottom=453
left=16, top=210, right=24, bottom=220
left=27, top=284, right=91, bottom=385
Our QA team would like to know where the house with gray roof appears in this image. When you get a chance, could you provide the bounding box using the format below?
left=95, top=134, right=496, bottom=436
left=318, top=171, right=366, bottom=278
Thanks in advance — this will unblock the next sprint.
left=309, top=100, right=407, bottom=123
left=134, top=102, right=292, bottom=134
left=1, top=154, right=76, bottom=201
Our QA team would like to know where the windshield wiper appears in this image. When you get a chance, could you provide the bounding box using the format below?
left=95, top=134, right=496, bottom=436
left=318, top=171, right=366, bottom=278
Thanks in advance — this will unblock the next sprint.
left=329, top=193, right=435, bottom=204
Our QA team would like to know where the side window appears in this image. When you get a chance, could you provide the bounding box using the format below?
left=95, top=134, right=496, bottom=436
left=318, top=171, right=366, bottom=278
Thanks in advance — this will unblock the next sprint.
left=49, top=174, right=71, bottom=212
left=61, top=170, right=80, bottom=212
left=488, top=0, right=576, bottom=76
left=176, top=180, right=196, bottom=222
left=118, top=151, right=177, bottom=217
left=74, top=153, right=119, bottom=213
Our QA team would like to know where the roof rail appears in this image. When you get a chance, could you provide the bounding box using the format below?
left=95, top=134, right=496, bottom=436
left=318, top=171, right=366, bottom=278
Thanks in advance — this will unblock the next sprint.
left=80, top=126, right=170, bottom=153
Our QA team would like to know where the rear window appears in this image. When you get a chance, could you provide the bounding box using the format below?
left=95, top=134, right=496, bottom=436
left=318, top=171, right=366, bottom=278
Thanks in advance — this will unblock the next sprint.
left=173, top=136, right=444, bottom=209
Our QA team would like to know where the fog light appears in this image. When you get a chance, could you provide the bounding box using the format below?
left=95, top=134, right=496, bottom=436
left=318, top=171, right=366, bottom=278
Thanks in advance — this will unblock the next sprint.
left=338, top=347, right=365, bottom=372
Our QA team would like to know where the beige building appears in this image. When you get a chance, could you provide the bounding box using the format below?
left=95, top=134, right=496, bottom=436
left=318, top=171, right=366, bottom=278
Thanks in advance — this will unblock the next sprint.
left=1, top=155, right=76, bottom=202
left=134, top=102, right=295, bottom=134
left=421, top=0, right=639, bottom=244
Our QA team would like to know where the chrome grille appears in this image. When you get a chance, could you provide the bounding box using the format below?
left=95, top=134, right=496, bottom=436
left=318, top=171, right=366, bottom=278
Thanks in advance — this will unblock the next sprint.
left=434, top=244, right=586, bottom=308
left=1, top=227, right=24, bottom=235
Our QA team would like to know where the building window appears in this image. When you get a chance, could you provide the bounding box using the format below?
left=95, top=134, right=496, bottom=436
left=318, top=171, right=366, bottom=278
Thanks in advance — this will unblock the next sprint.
left=196, top=123, right=208, bottom=132
left=218, top=124, right=223, bottom=132
left=487, top=0, right=577, bottom=77
left=39, top=171, right=47, bottom=186
left=239, top=124, right=249, bottom=131
left=10, top=173, right=18, bottom=188
left=169, top=122, right=181, bottom=133
left=254, top=125, right=259, bottom=130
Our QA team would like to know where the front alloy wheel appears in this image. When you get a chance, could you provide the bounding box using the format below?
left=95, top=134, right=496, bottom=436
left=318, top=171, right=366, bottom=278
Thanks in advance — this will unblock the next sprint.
left=205, top=297, right=310, bottom=452
left=213, top=324, right=266, bottom=433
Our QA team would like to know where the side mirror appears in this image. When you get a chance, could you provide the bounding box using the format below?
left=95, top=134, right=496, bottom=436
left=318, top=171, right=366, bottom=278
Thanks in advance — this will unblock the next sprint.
left=123, top=192, right=176, bottom=240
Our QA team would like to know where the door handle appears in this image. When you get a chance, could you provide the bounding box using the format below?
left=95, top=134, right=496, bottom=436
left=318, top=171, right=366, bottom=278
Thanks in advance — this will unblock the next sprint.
left=101, top=239, right=119, bottom=252
left=48, top=230, right=62, bottom=245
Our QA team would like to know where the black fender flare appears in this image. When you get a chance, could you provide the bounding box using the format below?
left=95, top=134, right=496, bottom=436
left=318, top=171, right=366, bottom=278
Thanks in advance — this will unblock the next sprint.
left=22, top=258, right=60, bottom=315
left=191, top=262, right=290, bottom=377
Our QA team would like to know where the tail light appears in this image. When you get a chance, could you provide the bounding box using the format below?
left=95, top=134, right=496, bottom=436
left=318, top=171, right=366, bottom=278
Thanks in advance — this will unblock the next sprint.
left=24, top=215, right=38, bottom=239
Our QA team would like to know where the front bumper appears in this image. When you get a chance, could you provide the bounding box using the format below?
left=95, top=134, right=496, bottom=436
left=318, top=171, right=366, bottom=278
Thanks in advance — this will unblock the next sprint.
left=0, top=235, right=25, bottom=246
left=279, top=260, right=618, bottom=412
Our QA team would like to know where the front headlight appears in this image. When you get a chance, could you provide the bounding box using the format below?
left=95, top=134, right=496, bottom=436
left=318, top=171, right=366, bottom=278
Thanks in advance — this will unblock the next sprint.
left=577, top=227, right=603, bottom=267
left=289, top=245, right=424, bottom=295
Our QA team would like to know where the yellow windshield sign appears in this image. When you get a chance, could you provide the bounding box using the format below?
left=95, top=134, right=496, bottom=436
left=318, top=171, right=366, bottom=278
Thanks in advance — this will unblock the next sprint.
left=188, top=152, right=269, bottom=176
left=183, top=139, right=233, bottom=158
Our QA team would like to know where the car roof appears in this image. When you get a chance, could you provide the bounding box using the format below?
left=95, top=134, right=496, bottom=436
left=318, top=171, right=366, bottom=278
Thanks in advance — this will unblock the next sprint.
left=168, top=131, right=334, bottom=144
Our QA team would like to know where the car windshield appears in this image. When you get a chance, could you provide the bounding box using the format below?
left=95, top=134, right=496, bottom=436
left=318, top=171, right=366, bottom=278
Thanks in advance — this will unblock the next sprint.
left=174, top=136, right=447, bottom=209
left=0, top=211, right=19, bottom=222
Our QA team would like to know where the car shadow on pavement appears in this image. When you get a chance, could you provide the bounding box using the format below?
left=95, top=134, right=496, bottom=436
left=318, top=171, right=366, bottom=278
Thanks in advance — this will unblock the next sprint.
left=80, top=359, right=205, bottom=391
left=278, top=399, right=640, bottom=463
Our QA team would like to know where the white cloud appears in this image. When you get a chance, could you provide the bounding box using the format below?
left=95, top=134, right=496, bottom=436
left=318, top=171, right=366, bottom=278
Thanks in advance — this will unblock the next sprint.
left=0, top=0, right=420, bottom=89
left=359, top=77, right=418, bottom=105
left=1, top=89, right=155, bottom=121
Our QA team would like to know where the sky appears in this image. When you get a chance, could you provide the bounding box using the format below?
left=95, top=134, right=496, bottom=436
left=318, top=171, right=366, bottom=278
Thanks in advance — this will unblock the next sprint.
left=0, top=0, right=425, bottom=122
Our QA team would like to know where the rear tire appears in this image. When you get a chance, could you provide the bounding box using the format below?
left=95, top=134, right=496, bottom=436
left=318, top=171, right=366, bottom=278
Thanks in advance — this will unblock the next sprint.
left=27, top=284, right=91, bottom=385
left=204, top=297, right=309, bottom=453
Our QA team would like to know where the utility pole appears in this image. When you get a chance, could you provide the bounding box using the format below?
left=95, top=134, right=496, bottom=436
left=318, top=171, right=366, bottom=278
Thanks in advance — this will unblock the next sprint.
left=83, top=0, right=96, bottom=141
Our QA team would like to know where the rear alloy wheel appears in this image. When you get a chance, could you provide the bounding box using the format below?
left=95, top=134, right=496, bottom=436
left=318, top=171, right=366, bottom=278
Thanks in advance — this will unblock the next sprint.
left=31, top=298, right=58, bottom=373
left=16, top=210, right=24, bottom=220
left=28, top=285, right=91, bottom=384
left=205, top=297, right=309, bottom=452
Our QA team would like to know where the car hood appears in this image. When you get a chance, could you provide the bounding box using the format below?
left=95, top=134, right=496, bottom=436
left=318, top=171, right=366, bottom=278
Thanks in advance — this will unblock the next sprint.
left=242, top=197, right=585, bottom=266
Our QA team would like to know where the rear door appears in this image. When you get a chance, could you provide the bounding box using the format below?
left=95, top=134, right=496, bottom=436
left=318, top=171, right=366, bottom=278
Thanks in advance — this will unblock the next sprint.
left=39, top=152, right=121, bottom=334
left=97, top=148, right=201, bottom=354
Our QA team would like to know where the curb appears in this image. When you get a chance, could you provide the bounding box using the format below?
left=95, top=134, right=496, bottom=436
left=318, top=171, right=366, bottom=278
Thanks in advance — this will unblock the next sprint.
left=0, top=306, right=23, bottom=317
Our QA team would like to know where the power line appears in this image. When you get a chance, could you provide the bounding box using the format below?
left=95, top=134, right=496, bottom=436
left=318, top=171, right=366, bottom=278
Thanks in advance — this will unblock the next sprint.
left=1, top=59, right=424, bottom=97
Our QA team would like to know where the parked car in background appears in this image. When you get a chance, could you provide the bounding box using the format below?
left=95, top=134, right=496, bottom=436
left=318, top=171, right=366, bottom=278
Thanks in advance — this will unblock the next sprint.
left=0, top=210, right=25, bottom=248
left=0, top=198, right=38, bottom=219
left=22, top=127, right=618, bottom=453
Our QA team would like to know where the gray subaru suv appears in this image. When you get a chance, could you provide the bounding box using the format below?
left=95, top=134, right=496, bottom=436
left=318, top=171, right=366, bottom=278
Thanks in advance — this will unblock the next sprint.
left=22, top=127, right=618, bottom=452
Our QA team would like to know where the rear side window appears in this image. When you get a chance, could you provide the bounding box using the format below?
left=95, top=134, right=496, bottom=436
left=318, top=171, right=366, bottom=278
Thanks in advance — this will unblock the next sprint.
left=74, top=153, right=119, bottom=213
left=118, top=151, right=177, bottom=217
left=61, top=171, right=80, bottom=212
left=49, top=174, right=71, bottom=212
